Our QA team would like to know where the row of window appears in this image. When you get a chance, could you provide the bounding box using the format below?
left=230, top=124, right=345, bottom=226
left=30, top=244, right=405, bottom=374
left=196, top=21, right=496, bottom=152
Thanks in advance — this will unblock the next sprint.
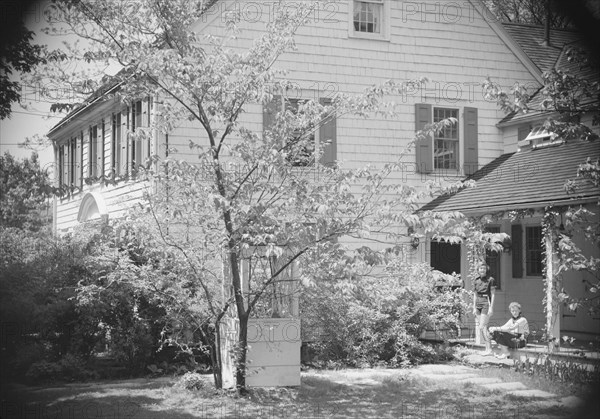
left=57, top=99, right=153, bottom=189
left=264, top=99, right=474, bottom=173
left=430, top=224, right=544, bottom=290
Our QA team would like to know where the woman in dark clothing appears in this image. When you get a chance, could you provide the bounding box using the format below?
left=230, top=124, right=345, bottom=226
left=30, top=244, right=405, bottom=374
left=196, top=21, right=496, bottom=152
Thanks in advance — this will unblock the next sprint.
left=472, top=264, right=496, bottom=355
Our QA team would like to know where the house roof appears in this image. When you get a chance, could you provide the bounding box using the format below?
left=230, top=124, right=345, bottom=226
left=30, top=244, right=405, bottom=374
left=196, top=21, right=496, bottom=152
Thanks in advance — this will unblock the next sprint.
left=47, top=71, right=128, bottom=137
left=501, top=23, right=583, bottom=73
left=420, top=139, right=600, bottom=214
left=498, top=23, right=597, bottom=126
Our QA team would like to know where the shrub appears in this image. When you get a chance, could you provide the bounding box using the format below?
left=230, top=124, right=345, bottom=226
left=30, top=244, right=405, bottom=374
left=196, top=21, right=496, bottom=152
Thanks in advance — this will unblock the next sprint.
left=25, top=354, right=98, bottom=383
left=175, top=372, right=207, bottom=391
left=301, top=261, right=469, bottom=367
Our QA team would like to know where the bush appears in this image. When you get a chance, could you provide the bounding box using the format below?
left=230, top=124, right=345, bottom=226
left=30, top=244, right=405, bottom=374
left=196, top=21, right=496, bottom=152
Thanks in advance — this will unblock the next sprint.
left=25, top=354, right=98, bottom=383
left=301, top=261, right=469, bottom=367
left=174, top=372, right=207, bottom=391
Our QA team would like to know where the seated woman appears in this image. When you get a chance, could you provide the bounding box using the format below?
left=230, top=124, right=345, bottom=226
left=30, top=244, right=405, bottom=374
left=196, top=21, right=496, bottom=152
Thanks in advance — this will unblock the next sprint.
left=488, top=301, right=529, bottom=359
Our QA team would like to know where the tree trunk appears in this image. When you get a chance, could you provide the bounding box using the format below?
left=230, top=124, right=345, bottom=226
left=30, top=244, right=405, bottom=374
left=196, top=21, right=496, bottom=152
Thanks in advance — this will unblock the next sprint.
left=235, top=313, right=249, bottom=393
left=212, top=321, right=223, bottom=389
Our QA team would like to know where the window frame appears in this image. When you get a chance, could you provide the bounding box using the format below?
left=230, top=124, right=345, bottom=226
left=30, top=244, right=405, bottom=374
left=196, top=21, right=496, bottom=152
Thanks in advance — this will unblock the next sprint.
left=348, top=0, right=390, bottom=41
left=524, top=225, right=544, bottom=277
left=433, top=107, right=460, bottom=171
left=284, top=97, right=317, bottom=167
left=266, top=93, right=336, bottom=168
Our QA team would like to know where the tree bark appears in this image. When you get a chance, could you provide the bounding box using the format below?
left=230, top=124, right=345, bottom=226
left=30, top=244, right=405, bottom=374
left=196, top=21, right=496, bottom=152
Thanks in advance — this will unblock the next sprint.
left=212, top=320, right=223, bottom=389
left=236, top=313, right=249, bottom=393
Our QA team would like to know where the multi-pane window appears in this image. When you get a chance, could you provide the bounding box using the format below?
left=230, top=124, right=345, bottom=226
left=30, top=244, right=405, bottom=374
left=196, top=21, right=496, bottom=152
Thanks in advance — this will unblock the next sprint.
left=353, top=0, right=382, bottom=34
left=263, top=95, right=336, bottom=167
left=525, top=226, right=544, bottom=276
left=285, top=98, right=315, bottom=167
left=433, top=107, right=459, bottom=170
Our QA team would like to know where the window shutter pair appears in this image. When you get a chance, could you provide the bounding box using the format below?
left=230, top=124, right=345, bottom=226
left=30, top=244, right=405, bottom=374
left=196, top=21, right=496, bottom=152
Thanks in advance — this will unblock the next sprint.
left=414, top=104, right=478, bottom=175
left=263, top=96, right=336, bottom=166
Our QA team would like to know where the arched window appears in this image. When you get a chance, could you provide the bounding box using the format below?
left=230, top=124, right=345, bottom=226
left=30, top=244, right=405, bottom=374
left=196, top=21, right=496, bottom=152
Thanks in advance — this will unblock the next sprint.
left=77, top=192, right=108, bottom=223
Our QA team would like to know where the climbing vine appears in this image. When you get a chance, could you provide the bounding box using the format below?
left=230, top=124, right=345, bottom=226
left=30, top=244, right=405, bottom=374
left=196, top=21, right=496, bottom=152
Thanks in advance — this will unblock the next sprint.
left=542, top=205, right=600, bottom=348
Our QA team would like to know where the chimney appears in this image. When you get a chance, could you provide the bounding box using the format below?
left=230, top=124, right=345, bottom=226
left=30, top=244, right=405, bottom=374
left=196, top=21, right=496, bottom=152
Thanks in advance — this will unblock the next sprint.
left=543, top=0, right=551, bottom=46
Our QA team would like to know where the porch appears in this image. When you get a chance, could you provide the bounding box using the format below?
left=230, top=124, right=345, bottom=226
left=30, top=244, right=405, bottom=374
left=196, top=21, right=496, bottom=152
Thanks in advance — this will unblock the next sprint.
left=422, top=325, right=600, bottom=366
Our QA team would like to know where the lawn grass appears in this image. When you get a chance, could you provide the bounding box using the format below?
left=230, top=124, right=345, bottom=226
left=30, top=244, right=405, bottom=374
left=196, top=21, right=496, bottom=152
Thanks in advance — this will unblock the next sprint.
left=1, top=364, right=599, bottom=418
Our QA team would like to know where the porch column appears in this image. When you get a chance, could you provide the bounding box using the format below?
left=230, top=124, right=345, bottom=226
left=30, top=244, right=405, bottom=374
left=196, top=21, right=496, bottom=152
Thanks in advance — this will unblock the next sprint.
left=544, top=232, right=560, bottom=349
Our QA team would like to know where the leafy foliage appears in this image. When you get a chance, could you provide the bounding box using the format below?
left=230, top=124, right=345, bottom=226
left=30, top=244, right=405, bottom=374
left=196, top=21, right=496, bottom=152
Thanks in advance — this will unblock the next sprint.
left=0, top=152, right=52, bottom=230
left=0, top=5, right=46, bottom=119
left=514, top=354, right=600, bottom=385
left=482, top=0, right=575, bottom=28
left=301, top=261, right=469, bottom=367
left=34, top=0, right=491, bottom=391
left=484, top=36, right=599, bottom=339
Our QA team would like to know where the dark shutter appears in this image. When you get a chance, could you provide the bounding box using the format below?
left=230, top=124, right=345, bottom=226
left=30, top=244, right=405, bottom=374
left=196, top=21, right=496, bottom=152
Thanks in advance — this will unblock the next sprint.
left=62, top=144, right=68, bottom=186
left=463, top=107, right=478, bottom=175
left=263, top=95, right=281, bottom=136
left=415, top=103, right=432, bottom=173
left=319, top=98, right=337, bottom=166
left=122, top=108, right=129, bottom=175
left=101, top=120, right=105, bottom=177
left=511, top=224, right=523, bottom=278
left=77, top=133, right=83, bottom=187
left=88, top=126, right=93, bottom=177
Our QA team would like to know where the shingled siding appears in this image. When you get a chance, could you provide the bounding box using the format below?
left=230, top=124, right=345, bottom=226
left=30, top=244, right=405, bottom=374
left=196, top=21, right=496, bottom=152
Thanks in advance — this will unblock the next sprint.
left=180, top=0, right=539, bottom=252
left=188, top=0, right=538, bottom=181
left=53, top=1, right=539, bottom=240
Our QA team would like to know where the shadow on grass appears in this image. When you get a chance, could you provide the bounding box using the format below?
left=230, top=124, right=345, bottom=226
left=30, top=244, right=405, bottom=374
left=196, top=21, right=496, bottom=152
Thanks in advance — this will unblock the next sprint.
left=1, top=378, right=202, bottom=419
left=250, top=372, right=495, bottom=418
left=3, top=367, right=598, bottom=418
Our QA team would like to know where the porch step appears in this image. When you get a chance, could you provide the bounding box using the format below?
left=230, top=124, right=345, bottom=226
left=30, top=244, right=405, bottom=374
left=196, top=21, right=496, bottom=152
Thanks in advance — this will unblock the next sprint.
left=450, top=340, right=600, bottom=366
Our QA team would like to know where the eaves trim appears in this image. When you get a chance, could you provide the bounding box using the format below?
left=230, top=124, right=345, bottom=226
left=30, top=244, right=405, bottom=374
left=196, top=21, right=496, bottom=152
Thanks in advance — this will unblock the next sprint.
left=446, top=197, right=598, bottom=215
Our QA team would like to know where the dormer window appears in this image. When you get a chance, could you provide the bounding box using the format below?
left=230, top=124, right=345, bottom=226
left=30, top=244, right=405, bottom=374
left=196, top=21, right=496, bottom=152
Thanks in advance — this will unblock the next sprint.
left=517, top=125, right=560, bottom=151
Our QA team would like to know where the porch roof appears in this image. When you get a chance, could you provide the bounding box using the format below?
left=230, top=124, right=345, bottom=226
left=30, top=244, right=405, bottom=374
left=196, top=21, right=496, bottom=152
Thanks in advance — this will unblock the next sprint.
left=420, top=139, right=599, bottom=214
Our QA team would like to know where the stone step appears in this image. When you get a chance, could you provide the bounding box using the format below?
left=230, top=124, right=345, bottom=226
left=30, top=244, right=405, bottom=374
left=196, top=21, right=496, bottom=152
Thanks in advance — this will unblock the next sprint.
left=413, top=373, right=478, bottom=381
left=455, top=376, right=503, bottom=385
left=505, top=389, right=557, bottom=398
left=414, top=365, right=475, bottom=374
left=481, top=381, right=528, bottom=391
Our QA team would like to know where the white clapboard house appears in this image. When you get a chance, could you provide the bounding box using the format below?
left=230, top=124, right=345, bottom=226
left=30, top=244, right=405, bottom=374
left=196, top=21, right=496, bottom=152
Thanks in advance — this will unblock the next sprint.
left=48, top=1, right=598, bottom=384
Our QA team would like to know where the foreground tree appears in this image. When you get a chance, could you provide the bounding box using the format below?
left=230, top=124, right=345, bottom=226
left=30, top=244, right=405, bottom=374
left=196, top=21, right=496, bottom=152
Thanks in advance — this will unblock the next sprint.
left=36, top=0, right=503, bottom=391
left=0, top=152, right=52, bottom=230
left=0, top=1, right=47, bottom=119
